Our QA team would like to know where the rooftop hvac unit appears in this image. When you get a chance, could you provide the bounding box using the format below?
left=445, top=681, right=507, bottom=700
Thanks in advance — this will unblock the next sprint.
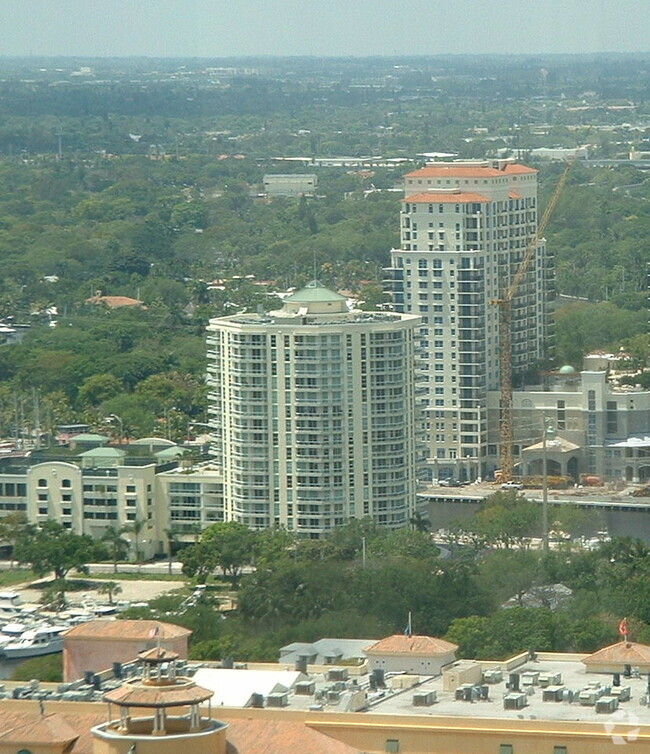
left=503, top=693, right=527, bottom=710
left=327, top=690, right=341, bottom=703
left=295, top=681, right=316, bottom=695
left=250, top=693, right=264, bottom=708
left=371, top=668, right=385, bottom=687
left=266, top=692, right=289, bottom=708
left=413, top=691, right=437, bottom=706
left=327, top=668, right=348, bottom=682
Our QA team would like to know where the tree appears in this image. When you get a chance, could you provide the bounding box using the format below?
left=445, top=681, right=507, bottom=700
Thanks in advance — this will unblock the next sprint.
left=179, top=539, right=220, bottom=582
left=126, top=518, right=145, bottom=563
left=469, top=491, right=541, bottom=549
left=201, top=521, right=255, bottom=587
left=164, top=527, right=180, bottom=575
left=0, top=512, right=32, bottom=568
left=14, top=521, right=104, bottom=580
left=97, top=581, right=123, bottom=605
left=77, top=373, right=123, bottom=407
left=372, top=528, right=440, bottom=561
left=409, top=511, right=431, bottom=533
left=101, top=525, right=130, bottom=573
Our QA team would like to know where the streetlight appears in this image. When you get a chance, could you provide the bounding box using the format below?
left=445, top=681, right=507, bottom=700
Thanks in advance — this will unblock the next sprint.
left=164, top=406, right=177, bottom=441
left=542, top=416, right=555, bottom=553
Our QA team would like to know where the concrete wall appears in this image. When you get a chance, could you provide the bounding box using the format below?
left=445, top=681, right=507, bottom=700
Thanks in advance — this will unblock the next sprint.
left=92, top=719, right=227, bottom=754
left=64, top=636, right=188, bottom=682
left=367, top=651, right=455, bottom=676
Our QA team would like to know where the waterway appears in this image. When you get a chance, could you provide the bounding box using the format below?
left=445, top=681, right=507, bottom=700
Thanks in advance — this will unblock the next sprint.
left=424, top=497, right=650, bottom=542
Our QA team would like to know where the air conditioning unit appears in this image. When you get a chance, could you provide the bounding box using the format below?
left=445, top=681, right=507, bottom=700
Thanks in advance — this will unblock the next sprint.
left=266, top=692, right=289, bottom=708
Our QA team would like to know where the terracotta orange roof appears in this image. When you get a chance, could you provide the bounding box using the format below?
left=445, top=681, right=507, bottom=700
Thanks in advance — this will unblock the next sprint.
left=405, top=163, right=537, bottom=179
left=104, top=679, right=213, bottom=708
left=0, top=707, right=363, bottom=754
left=365, top=634, right=458, bottom=655
left=508, top=190, right=523, bottom=199
left=0, top=712, right=79, bottom=746
left=86, top=295, right=144, bottom=308
left=63, top=619, right=191, bottom=641
left=227, top=718, right=363, bottom=754
left=503, top=163, right=538, bottom=174
left=139, top=646, right=180, bottom=663
left=583, top=641, right=650, bottom=665
left=404, top=192, right=491, bottom=204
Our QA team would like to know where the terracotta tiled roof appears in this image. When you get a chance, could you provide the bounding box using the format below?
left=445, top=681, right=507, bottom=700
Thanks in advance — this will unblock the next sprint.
left=405, top=164, right=537, bottom=179
left=0, top=708, right=363, bottom=754
left=365, top=634, right=458, bottom=656
left=63, top=619, right=191, bottom=641
left=583, top=641, right=650, bottom=665
left=404, top=192, right=491, bottom=204
left=503, top=163, right=538, bottom=175
left=227, top=718, right=363, bottom=754
left=139, top=646, right=180, bottom=663
left=0, top=712, right=79, bottom=746
left=86, top=295, right=144, bottom=308
left=104, top=679, right=213, bottom=708
left=508, top=190, right=524, bottom=199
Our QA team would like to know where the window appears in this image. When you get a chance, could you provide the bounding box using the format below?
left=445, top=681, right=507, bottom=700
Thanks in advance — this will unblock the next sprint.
left=500, top=746, right=514, bottom=754
left=385, top=741, right=400, bottom=754
left=553, top=748, right=567, bottom=754
left=37, top=479, right=47, bottom=488
left=606, top=401, right=618, bottom=435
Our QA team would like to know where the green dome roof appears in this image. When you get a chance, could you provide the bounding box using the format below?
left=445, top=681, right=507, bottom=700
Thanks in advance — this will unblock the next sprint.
left=558, top=365, right=577, bottom=374
left=284, top=280, right=346, bottom=304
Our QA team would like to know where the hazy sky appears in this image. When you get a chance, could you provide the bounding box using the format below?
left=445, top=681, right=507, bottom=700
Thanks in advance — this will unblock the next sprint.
left=1, top=0, right=649, bottom=58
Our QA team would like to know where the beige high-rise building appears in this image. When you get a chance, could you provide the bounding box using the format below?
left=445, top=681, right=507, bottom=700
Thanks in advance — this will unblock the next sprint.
left=207, top=282, right=422, bottom=535
left=385, top=159, right=553, bottom=481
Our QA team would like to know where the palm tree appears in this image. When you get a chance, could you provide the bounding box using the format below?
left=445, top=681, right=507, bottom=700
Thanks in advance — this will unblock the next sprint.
left=101, top=525, right=130, bottom=574
left=410, top=511, right=431, bottom=533
left=127, top=518, right=145, bottom=564
left=97, top=581, right=123, bottom=605
left=164, top=527, right=179, bottom=575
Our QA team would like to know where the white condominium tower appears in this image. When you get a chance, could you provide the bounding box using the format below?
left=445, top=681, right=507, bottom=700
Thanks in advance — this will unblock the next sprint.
left=385, top=160, right=553, bottom=481
left=207, top=282, right=422, bottom=536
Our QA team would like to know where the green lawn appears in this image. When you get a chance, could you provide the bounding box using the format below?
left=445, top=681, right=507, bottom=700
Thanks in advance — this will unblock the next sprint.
left=0, top=569, right=34, bottom=587
left=83, top=571, right=186, bottom=582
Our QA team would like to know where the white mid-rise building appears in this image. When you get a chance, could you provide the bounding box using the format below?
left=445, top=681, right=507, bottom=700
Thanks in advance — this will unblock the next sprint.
left=385, top=160, right=553, bottom=480
left=206, top=282, right=422, bottom=536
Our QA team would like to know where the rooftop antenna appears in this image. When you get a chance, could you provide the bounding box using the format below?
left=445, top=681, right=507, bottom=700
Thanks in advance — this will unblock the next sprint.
left=313, top=249, right=317, bottom=282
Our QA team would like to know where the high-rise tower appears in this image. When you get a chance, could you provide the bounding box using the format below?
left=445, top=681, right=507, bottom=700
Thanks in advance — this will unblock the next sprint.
left=385, top=159, right=553, bottom=481
left=207, top=282, right=422, bottom=536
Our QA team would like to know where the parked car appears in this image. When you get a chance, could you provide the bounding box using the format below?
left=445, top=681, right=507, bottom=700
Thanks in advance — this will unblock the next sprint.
left=500, top=481, right=524, bottom=490
left=439, top=478, right=462, bottom=487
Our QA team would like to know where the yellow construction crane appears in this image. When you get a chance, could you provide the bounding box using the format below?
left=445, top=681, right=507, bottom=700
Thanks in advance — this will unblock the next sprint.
left=494, top=156, right=576, bottom=481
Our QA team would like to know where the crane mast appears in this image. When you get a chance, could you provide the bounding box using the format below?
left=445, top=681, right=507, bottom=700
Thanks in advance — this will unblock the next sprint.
left=496, top=157, right=576, bottom=481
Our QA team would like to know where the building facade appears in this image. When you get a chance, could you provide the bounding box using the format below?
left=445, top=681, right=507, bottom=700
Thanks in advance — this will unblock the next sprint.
left=384, top=160, right=553, bottom=481
left=262, top=174, right=317, bottom=197
left=207, top=282, right=422, bottom=536
left=0, top=450, right=225, bottom=558
left=489, top=362, right=650, bottom=483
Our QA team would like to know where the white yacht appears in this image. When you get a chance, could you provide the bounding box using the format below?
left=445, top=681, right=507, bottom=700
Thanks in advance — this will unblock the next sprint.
left=2, top=624, right=68, bottom=658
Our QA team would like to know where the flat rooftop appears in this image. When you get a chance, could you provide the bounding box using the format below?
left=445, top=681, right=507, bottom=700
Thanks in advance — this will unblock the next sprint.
left=365, top=657, right=650, bottom=724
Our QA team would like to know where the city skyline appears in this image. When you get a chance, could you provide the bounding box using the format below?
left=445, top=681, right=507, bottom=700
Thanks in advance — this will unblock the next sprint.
left=1, top=0, right=649, bottom=58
